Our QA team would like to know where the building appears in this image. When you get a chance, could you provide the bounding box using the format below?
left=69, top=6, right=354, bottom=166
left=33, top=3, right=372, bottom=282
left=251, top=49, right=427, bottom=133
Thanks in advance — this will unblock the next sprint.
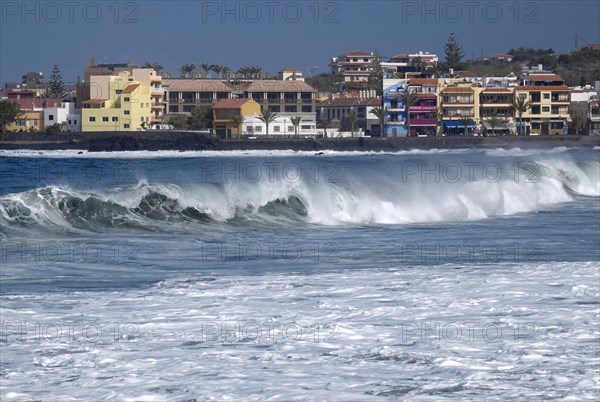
left=278, top=67, right=305, bottom=82
left=317, top=96, right=382, bottom=135
left=488, top=54, right=514, bottom=63
left=132, top=68, right=165, bottom=124
left=76, top=57, right=138, bottom=108
left=382, top=80, right=409, bottom=137
left=407, top=78, right=440, bottom=136
left=382, top=52, right=438, bottom=78
left=439, top=86, right=478, bottom=135
left=81, top=72, right=152, bottom=132
left=479, top=88, right=515, bottom=135
left=212, top=98, right=260, bottom=138
left=514, top=85, right=570, bottom=135
left=43, top=100, right=77, bottom=129
left=242, top=115, right=317, bottom=138
left=4, top=99, right=44, bottom=132
left=329, top=50, right=375, bottom=84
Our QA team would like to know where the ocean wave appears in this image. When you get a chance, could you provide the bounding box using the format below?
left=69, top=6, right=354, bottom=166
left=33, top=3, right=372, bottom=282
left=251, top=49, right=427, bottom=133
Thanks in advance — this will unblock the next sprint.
left=1, top=156, right=597, bottom=234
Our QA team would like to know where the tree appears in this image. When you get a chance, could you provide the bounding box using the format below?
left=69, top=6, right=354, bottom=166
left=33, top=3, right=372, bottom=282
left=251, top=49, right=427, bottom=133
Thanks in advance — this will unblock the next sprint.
left=187, top=104, right=213, bottom=129
left=200, top=62, right=212, bottom=78
left=318, top=119, right=331, bottom=138
left=370, top=106, right=390, bottom=137
left=47, top=64, right=66, bottom=99
left=258, top=108, right=277, bottom=138
left=0, top=100, right=24, bottom=132
left=458, top=116, right=474, bottom=136
left=444, top=32, right=465, bottom=71
left=512, top=95, right=531, bottom=136
left=290, top=115, right=302, bottom=138
left=485, top=114, right=506, bottom=136
left=368, top=49, right=384, bottom=96
left=571, top=115, right=584, bottom=135
left=45, top=123, right=64, bottom=133
left=345, top=109, right=358, bottom=137
left=168, top=114, right=188, bottom=129
left=143, top=63, right=164, bottom=74
left=180, top=64, right=196, bottom=78
left=230, top=115, right=245, bottom=139
left=399, top=87, right=418, bottom=137
left=410, top=57, right=425, bottom=71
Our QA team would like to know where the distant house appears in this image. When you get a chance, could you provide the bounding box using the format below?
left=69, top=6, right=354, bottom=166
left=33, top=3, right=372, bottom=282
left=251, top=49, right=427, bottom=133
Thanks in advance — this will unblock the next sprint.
left=317, top=96, right=381, bottom=135
left=4, top=98, right=44, bottom=132
left=212, top=98, right=260, bottom=138
left=585, top=44, right=600, bottom=51
left=329, top=50, right=375, bottom=84
left=489, top=54, right=513, bottom=63
left=44, top=100, right=79, bottom=132
left=278, top=67, right=305, bottom=82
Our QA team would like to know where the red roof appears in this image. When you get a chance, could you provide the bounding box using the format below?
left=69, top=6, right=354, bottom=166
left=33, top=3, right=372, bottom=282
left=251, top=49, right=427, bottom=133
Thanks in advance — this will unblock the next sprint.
left=123, top=83, right=140, bottom=93
left=586, top=44, right=600, bottom=50
left=213, top=98, right=252, bottom=109
left=342, top=50, right=372, bottom=57
left=13, top=99, right=44, bottom=110
left=515, top=86, right=570, bottom=91
left=528, top=74, right=563, bottom=81
left=409, top=78, right=438, bottom=85
left=490, top=54, right=512, bottom=58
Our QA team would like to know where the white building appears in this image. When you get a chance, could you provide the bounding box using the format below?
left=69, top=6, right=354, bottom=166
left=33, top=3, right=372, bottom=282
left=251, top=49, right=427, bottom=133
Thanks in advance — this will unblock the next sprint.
left=242, top=115, right=317, bottom=137
left=44, top=101, right=80, bottom=131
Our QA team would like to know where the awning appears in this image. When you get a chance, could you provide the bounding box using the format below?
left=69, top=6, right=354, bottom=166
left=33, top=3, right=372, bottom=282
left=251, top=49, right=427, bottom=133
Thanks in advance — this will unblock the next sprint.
left=483, top=122, right=513, bottom=130
left=443, top=120, right=476, bottom=127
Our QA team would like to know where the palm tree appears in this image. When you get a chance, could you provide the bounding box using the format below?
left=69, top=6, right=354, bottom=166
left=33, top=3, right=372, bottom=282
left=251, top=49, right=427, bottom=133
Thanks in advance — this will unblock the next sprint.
left=399, top=87, right=418, bottom=137
left=143, top=63, right=164, bottom=74
left=200, top=62, right=212, bottom=78
left=458, top=116, right=474, bottom=136
left=258, top=107, right=277, bottom=138
left=370, top=106, right=390, bottom=137
left=346, top=109, right=358, bottom=138
left=512, top=95, right=531, bottom=136
left=230, top=115, right=245, bottom=139
left=290, top=116, right=302, bottom=138
left=571, top=115, right=584, bottom=136
left=180, top=64, right=196, bottom=79
left=221, top=66, right=231, bottom=79
left=319, top=119, right=331, bottom=138
left=485, top=114, right=506, bottom=136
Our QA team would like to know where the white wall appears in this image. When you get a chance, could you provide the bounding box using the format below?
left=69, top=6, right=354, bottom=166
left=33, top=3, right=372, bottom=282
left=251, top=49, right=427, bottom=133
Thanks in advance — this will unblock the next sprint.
left=242, top=115, right=317, bottom=137
left=44, top=102, right=75, bottom=128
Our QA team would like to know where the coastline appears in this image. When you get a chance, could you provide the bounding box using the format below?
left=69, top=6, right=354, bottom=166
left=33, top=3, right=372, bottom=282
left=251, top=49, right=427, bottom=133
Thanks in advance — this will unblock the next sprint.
left=1, top=131, right=598, bottom=152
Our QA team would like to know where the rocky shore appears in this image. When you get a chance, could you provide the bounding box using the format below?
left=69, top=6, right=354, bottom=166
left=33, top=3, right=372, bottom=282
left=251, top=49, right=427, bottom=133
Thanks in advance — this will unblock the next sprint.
left=1, top=131, right=598, bottom=152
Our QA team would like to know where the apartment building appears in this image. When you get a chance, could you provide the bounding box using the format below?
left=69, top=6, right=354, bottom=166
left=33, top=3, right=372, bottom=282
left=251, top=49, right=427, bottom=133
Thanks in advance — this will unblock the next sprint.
left=317, top=97, right=382, bottom=135
left=329, top=51, right=375, bottom=84
left=383, top=52, right=438, bottom=78
left=76, top=57, right=138, bottom=108
left=212, top=98, right=260, bottom=138
left=81, top=72, right=152, bottom=132
left=514, top=85, right=570, bottom=135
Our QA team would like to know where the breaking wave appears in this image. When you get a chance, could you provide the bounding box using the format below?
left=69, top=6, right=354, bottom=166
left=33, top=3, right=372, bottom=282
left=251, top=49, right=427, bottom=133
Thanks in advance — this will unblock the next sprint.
left=1, top=157, right=598, bottom=235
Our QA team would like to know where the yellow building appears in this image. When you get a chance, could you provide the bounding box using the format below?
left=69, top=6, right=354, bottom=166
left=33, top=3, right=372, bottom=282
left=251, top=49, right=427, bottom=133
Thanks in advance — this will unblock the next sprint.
left=514, top=86, right=570, bottom=135
left=6, top=111, right=44, bottom=132
left=81, top=72, right=152, bottom=132
left=213, top=99, right=261, bottom=139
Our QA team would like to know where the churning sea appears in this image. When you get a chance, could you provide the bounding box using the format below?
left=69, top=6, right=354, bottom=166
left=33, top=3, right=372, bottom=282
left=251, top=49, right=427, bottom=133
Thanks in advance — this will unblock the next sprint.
left=0, top=146, right=599, bottom=401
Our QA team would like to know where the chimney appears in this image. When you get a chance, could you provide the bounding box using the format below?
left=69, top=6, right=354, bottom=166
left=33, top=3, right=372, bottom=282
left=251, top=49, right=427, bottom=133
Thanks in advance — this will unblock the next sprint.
left=90, top=56, right=95, bottom=66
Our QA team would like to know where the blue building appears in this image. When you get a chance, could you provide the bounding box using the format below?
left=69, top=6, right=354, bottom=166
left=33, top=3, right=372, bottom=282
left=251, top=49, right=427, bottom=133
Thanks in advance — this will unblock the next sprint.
left=382, top=80, right=409, bottom=137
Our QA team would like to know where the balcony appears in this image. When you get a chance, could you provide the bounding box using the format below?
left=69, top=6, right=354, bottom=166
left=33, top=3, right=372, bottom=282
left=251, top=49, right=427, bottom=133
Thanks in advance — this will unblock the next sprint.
left=410, top=118, right=437, bottom=125
left=410, top=105, right=436, bottom=112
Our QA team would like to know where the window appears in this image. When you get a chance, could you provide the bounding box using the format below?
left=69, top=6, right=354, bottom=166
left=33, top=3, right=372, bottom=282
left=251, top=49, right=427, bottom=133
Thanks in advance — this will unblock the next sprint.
left=285, top=106, right=297, bottom=113
left=169, top=106, right=179, bottom=113
left=49, top=115, right=54, bottom=121
left=247, top=126, right=254, bottom=133
left=543, top=93, right=550, bottom=99
left=68, top=119, right=72, bottom=124
left=124, top=97, right=130, bottom=102
left=273, top=126, right=281, bottom=132
left=89, top=117, right=96, bottom=122
left=255, top=126, right=263, bottom=132
left=112, top=117, right=118, bottom=122
left=102, top=117, right=109, bottom=122
left=141, top=117, right=144, bottom=122
left=288, top=126, right=295, bottom=133
left=124, top=110, right=130, bottom=115
left=124, top=124, right=130, bottom=129
left=542, top=106, right=550, bottom=112
left=301, top=125, right=311, bottom=130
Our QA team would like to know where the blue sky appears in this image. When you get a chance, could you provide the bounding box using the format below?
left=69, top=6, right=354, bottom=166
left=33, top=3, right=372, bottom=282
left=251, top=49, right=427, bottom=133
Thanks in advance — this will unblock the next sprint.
left=1, top=0, right=599, bottom=85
